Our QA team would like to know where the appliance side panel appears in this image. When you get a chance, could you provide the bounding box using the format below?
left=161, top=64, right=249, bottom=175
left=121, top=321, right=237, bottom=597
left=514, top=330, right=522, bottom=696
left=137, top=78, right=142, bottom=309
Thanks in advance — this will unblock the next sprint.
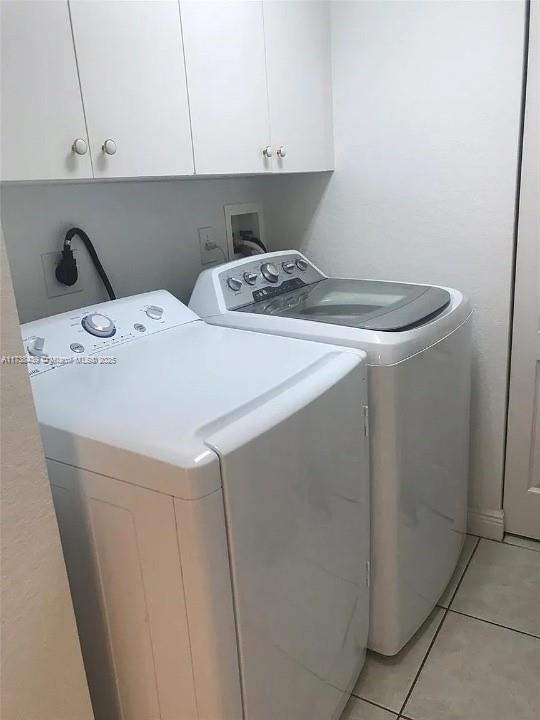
left=365, top=366, right=402, bottom=653
left=48, top=459, right=198, bottom=720
left=369, top=317, right=472, bottom=653
left=214, top=364, right=370, bottom=720
left=174, top=491, right=243, bottom=720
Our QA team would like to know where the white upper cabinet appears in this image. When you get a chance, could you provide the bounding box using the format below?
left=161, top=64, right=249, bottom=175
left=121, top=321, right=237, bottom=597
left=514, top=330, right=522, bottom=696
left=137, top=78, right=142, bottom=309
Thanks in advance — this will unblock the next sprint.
left=1, top=1, right=92, bottom=182
left=181, top=0, right=333, bottom=176
left=264, top=1, right=334, bottom=173
left=69, top=0, right=194, bottom=178
left=180, top=1, right=271, bottom=175
left=1, top=1, right=333, bottom=181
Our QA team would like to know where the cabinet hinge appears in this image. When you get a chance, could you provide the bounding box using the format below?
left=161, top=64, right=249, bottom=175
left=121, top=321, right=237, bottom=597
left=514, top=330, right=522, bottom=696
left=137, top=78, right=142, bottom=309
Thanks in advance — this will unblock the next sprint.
left=366, top=560, right=371, bottom=588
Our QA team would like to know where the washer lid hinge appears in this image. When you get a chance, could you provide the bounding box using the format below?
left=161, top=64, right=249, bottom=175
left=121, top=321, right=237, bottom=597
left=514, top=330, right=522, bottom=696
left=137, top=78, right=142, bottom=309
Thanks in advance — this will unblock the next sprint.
left=363, top=405, right=370, bottom=438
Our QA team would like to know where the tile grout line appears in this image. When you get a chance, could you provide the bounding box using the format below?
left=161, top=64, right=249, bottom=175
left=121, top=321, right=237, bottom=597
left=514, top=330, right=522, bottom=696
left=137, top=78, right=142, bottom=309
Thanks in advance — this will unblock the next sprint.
left=353, top=537, right=482, bottom=717
left=502, top=538, right=540, bottom=554
left=395, top=535, right=482, bottom=717
left=396, top=533, right=540, bottom=720
left=470, top=531, right=540, bottom=551
left=445, top=607, right=540, bottom=640
left=350, top=695, right=400, bottom=715
left=445, top=536, right=481, bottom=607
left=447, top=536, right=540, bottom=639
left=395, top=605, right=449, bottom=717
left=354, top=533, right=539, bottom=718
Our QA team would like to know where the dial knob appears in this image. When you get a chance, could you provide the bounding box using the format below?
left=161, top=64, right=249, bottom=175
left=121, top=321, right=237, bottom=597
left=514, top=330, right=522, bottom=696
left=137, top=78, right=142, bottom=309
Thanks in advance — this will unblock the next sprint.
left=72, top=138, right=88, bottom=155
left=102, top=138, right=117, bottom=155
left=243, top=272, right=258, bottom=285
left=282, top=261, right=295, bottom=274
left=262, top=146, right=274, bottom=158
left=296, top=258, right=308, bottom=271
left=261, top=262, right=280, bottom=283
left=277, top=145, right=287, bottom=158
left=227, top=277, right=242, bottom=291
left=81, top=313, right=116, bottom=338
left=145, top=305, right=163, bottom=320
left=27, top=336, right=48, bottom=358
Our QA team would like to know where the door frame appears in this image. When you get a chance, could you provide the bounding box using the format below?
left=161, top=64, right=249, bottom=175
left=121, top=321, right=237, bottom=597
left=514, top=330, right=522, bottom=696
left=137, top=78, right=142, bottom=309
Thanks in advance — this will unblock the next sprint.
left=503, top=0, right=540, bottom=539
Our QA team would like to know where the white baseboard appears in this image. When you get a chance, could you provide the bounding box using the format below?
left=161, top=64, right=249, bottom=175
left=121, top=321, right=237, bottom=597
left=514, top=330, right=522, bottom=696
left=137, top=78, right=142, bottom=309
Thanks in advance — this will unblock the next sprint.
left=467, top=507, right=505, bottom=540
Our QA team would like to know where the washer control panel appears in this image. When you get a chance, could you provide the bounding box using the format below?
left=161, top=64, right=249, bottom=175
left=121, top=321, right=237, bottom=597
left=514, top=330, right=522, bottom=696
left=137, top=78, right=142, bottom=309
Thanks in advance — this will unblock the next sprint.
left=218, top=253, right=323, bottom=310
left=21, top=291, right=197, bottom=377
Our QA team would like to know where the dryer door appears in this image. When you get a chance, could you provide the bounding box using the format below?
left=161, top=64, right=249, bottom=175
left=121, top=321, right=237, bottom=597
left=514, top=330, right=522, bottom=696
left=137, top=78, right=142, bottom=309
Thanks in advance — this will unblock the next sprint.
left=204, top=353, right=370, bottom=720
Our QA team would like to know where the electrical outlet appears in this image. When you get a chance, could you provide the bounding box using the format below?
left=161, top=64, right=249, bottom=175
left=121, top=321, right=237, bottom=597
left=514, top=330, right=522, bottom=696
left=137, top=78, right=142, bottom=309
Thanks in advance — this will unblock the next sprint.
left=41, top=250, right=83, bottom=298
left=198, top=226, right=225, bottom=266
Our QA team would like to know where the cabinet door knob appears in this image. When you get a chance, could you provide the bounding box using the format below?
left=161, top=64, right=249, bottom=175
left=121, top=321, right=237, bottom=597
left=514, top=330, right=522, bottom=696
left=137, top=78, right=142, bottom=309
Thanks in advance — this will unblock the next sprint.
left=72, top=138, right=88, bottom=155
left=277, top=145, right=287, bottom=158
left=262, top=146, right=274, bottom=158
left=102, top=139, right=117, bottom=155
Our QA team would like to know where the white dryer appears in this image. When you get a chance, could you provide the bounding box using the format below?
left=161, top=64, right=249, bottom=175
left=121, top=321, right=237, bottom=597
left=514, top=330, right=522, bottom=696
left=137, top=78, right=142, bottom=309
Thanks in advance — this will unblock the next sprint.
left=190, top=251, right=473, bottom=655
left=22, top=290, right=370, bottom=720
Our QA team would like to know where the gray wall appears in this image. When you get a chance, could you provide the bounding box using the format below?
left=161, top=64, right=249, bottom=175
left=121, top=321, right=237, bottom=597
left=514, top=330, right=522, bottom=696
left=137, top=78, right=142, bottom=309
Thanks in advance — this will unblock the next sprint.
left=1, top=176, right=266, bottom=323
left=263, top=0, right=526, bottom=519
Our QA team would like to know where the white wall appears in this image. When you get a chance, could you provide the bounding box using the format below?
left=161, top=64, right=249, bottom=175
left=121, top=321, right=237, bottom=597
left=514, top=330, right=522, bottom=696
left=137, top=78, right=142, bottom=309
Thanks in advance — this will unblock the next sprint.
left=0, top=229, right=94, bottom=720
left=1, top=177, right=265, bottom=323
left=264, top=0, right=526, bottom=520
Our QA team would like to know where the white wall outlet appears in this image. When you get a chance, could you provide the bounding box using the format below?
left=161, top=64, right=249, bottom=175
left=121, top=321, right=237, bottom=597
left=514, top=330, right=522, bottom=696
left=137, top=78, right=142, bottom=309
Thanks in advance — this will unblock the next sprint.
left=198, top=226, right=225, bottom=266
left=41, top=250, right=83, bottom=298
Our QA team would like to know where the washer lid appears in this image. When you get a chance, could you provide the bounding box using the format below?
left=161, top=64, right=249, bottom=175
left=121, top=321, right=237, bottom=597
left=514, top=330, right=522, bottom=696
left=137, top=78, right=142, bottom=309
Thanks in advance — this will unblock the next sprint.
left=238, top=278, right=451, bottom=332
left=28, top=316, right=364, bottom=499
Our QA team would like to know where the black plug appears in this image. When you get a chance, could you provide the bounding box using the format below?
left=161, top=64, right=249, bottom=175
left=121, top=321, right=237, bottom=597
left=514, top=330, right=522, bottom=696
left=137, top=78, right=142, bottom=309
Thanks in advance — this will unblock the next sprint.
left=55, top=244, right=78, bottom=286
left=54, top=227, right=116, bottom=300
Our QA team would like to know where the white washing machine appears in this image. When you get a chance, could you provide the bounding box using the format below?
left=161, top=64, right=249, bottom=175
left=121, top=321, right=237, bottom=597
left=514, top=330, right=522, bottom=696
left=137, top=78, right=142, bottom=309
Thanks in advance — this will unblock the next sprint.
left=190, top=251, right=473, bottom=656
left=22, top=290, right=370, bottom=720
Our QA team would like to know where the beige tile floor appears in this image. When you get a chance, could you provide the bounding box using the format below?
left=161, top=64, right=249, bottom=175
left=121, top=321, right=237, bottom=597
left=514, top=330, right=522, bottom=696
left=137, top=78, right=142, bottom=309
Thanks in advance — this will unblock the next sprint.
left=341, top=533, right=540, bottom=720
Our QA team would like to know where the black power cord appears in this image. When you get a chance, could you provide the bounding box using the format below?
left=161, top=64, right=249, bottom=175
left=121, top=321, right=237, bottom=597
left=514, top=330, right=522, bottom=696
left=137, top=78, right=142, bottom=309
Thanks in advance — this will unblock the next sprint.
left=55, top=227, right=116, bottom=300
left=234, top=231, right=268, bottom=257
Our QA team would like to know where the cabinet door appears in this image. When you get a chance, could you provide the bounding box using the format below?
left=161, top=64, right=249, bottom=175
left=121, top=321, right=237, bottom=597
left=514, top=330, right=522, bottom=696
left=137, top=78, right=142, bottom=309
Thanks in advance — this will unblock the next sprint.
left=1, top=1, right=92, bottom=181
left=264, top=1, right=334, bottom=173
left=181, top=1, right=271, bottom=175
left=69, top=0, right=194, bottom=178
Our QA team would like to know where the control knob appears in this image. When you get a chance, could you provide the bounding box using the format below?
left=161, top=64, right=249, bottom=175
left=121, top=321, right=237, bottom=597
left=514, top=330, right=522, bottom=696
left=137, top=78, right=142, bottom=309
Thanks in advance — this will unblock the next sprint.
left=227, top=277, right=242, bottom=291
left=145, top=305, right=164, bottom=320
left=243, top=272, right=258, bottom=285
left=27, top=336, right=48, bottom=358
left=296, top=258, right=308, bottom=271
left=81, top=313, right=116, bottom=338
left=261, top=263, right=280, bottom=283
left=282, top=261, right=295, bottom=274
